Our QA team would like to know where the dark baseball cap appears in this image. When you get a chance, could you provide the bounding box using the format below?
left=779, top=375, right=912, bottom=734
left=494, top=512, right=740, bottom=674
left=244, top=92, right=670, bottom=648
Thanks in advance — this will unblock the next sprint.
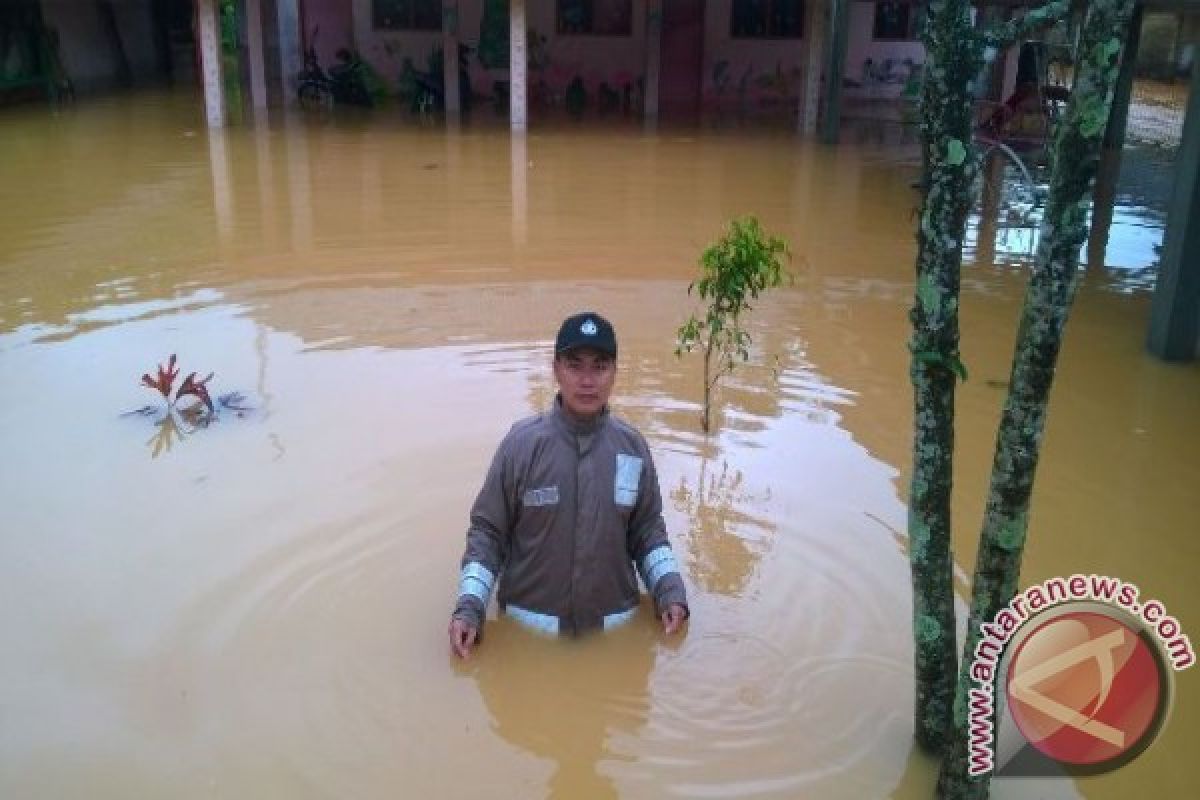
left=555, top=312, right=617, bottom=359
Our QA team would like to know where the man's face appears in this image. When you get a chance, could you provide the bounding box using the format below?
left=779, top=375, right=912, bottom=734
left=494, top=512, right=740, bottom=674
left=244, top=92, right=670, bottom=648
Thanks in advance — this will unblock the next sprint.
left=553, top=348, right=616, bottom=419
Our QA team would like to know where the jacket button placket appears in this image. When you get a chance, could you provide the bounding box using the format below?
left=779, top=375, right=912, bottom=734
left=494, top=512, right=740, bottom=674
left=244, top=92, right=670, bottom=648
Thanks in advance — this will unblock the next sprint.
left=571, top=435, right=591, bottom=636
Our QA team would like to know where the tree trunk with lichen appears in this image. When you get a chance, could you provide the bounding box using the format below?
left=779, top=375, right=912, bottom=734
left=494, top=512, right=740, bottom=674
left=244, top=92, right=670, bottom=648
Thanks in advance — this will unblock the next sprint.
left=907, top=0, right=980, bottom=754
left=908, top=0, right=1073, bottom=756
left=937, top=0, right=1136, bottom=796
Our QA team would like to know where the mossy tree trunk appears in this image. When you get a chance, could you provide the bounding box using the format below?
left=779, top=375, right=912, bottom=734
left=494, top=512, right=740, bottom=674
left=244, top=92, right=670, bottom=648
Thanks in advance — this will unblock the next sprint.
left=908, top=0, right=1073, bottom=755
left=905, top=0, right=1121, bottom=786
left=937, top=0, right=1136, bottom=796
left=908, top=0, right=983, bottom=753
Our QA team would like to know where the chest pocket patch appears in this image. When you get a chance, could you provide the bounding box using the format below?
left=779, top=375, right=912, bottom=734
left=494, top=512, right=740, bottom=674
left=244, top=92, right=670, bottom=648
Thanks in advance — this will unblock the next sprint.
left=615, top=454, right=643, bottom=507
left=523, top=486, right=559, bottom=507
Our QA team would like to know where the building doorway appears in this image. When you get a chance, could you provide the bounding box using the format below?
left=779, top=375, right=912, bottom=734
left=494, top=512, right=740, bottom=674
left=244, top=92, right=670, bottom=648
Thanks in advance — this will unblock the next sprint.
left=659, top=0, right=705, bottom=116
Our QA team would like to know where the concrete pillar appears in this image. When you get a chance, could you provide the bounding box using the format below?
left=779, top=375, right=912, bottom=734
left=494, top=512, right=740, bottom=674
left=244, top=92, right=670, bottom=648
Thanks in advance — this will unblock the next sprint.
left=285, top=116, right=314, bottom=252
left=276, top=0, right=303, bottom=104
left=443, top=1, right=462, bottom=117
left=208, top=129, right=234, bottom=243
left=1087, top=152, right=1121, bottom=269
left=511, top=133, right=528, bottom=245
left=1148, top=60, right=1200, bottom=361
left=976, top=150, right=1007, bottom=267
left=1001, top=32, right=1020, bottom=100
left=644, top=0, right=662, bottom=121
left=510, top=0, right=527, bottom=131
left=978, top=8, right=1010, bottom=104
left=820, top=0, right=849, bottom=144
left=253, top=118, right=279, bottom=249
left=1105, top=2, right=1144, bottom=151
left=197, top=0, right=225, bottom=127
left=800, top=0, right=826, bottom=135
left=246, top=0, right=269, bottom=111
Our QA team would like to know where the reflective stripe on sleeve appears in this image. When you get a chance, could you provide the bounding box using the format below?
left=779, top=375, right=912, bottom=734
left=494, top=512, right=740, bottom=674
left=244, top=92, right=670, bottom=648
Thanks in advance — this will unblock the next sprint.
left=459, top=561, right=496, bottom=604
left=505, top=604, right=560, bottom=636
left=602, top=607, right=637, bottom=631
left=639, top=546, right=679, bottom=593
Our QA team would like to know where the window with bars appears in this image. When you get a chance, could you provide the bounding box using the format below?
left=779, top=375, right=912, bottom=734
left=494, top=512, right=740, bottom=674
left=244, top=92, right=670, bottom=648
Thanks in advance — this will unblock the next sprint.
left=373, top=0, right=443, bottom=32
left=731, top=0, right=804, bottom=39
left=557, top=0, right=633, bottom=36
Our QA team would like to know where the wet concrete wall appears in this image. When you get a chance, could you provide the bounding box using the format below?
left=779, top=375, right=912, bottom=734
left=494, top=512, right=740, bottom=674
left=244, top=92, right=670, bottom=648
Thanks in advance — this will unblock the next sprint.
left=42, top=0, right=161, bottom=93
left=1138, top=10, right=1200, bottom=79
left=306, top=0, right=356, bottom=67
left=315, top=0, right=924, bottom=112
left=844, top=1, right=924, bottom=99
left=700, top=0, right=807, bottom=112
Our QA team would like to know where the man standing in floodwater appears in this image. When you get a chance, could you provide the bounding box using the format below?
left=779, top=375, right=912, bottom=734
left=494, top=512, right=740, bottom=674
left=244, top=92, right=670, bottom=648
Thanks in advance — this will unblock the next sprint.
left=449, top=312, right=689, bottom=657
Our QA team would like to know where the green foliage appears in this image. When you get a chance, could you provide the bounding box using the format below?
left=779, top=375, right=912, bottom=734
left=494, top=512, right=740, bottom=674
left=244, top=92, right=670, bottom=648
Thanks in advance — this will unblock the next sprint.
left=219, top=0, right=238, bottom=54
left=219, top=1, right=242, bottom=118
left=359, top=57, right=390, bottom=103
left=565, top=76, right=587, bottom=116
left=676, top=217, right=791, bottom=432
left=477, top=0, right=509, bottom=69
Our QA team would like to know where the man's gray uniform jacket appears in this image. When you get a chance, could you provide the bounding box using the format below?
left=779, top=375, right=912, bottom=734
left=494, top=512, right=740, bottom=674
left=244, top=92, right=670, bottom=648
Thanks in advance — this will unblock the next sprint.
left=453, top=400, right=687, bottom=635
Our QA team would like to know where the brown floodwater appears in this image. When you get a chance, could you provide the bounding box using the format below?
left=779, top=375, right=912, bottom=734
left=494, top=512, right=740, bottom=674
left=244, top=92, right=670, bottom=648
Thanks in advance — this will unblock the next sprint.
left=0, top=91, right=1196, bottom=799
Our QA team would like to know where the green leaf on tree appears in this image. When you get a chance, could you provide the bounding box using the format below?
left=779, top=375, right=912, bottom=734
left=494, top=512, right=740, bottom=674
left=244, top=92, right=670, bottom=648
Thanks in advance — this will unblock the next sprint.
left=1096, top=37, right=1121, bottom=63
left=911, top=348, right=969, bottom=382
left=946, top=138, right=967, bottom=166
left=1081, top=113, right=1106, bottom=138
left=916, top=614, right=942, bottom=643
left=996, top=513, right=1028, bottom=551
left=917, top=274, right=940, bottom=313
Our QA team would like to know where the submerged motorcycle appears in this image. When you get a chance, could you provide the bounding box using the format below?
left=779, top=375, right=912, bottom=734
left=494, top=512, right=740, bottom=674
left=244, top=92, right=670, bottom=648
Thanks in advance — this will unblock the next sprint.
left=296, top=31, right=373, bottom=110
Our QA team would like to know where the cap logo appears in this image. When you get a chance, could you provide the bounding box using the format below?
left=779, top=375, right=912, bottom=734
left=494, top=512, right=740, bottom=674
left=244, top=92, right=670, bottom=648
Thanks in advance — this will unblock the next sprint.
left=581, top=319, right=598, bottom=335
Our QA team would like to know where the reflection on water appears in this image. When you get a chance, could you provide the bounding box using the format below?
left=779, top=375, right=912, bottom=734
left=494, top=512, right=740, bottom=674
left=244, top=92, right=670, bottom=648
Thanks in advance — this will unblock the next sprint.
left=1, top=90, right=1196, bottom=800
left=670, top=457, right=773, bottom=597
left=470, top=621, right=658, bottom=799
left=142, top=409, right=196, bottom=458
left=965, top=144, right=1173, bottom=293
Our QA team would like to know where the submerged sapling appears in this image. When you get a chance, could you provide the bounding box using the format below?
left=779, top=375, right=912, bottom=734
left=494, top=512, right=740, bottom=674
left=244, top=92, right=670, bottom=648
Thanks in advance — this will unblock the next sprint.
left=675, top=216, right=791, bottom=433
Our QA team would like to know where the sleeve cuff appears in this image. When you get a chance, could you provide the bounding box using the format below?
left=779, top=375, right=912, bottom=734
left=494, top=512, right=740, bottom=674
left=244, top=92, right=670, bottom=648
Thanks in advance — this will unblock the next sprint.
left=453, top=595, right=485, bottom=629
left=653, top=572, right=689, bottom=617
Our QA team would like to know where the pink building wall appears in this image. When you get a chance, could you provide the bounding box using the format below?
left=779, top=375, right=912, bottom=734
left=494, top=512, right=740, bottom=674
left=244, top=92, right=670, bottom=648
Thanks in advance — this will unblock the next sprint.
left=844, top=1, right=924, bottom=99
left=525, top=1, right=648, bottom=101
left=349, top=0, right=445, bottom=86
left=343, top=0, right=647, bottom=105
left=701, top=0, right=807, bottom=113
left=304, top=1, right=927, bottom=110
left=305, top=0, right=356, bottom=66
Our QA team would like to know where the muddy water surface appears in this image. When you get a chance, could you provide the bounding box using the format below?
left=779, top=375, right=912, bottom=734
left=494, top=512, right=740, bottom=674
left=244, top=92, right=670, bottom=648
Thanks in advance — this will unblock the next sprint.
left=1, top=92, right=1197, bottom=799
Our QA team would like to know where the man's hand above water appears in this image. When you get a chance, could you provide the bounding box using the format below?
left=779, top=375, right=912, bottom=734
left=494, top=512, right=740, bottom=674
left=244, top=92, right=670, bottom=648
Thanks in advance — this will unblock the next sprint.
left=449, top=618, right=478, bottom=659
left=661, top=603, right=688, bottom=635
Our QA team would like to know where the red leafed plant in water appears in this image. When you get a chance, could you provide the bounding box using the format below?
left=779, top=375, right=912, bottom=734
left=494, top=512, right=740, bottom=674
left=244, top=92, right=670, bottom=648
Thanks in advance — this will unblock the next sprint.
left=141, top=354, right=180, bottom=401
left=139, top=355, right=217, bottom=412
left=176, top=372, right=214, bottom=412
left=131, top=356, right=250, bottom=456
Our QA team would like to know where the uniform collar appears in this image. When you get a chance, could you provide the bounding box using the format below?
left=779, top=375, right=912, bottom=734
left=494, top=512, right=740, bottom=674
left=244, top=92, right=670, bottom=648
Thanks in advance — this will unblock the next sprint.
left=553, top=393, right=609, bottom=436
